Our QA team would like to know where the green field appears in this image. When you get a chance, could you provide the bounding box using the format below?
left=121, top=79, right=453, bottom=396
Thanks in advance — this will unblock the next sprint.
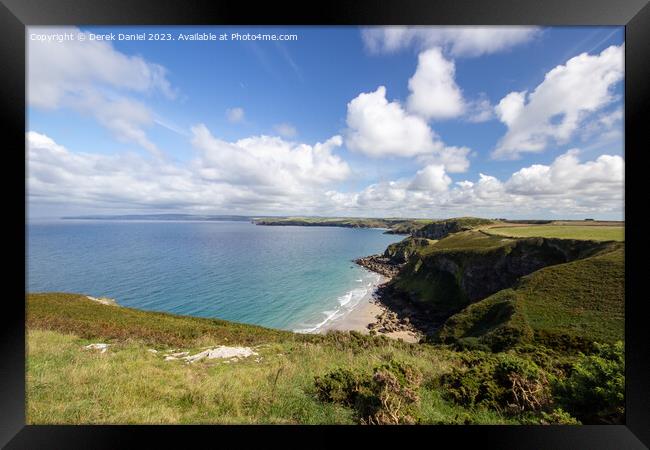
left=485, top=225, right=624, bottom=241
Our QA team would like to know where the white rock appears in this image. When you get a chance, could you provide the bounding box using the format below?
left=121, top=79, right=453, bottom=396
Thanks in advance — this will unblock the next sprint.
left=183, top=346, right=258, bottom=363
left=84, top=343, right=109, bottom=353
left=147, top=349, right=158, bottom=353
left=86, top=296, right=118, bottom=306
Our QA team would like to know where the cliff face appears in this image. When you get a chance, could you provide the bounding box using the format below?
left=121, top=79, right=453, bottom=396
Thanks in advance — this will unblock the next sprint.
left=384, top=238, right=434, bottom=263
left=391, top=235, right=620, bottom=318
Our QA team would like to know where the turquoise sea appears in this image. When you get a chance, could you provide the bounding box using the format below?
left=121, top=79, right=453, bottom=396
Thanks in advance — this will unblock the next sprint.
left=27, top=220, right=403, bottom=331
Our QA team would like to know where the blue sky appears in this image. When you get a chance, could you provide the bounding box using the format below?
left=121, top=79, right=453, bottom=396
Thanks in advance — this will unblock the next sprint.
left=27, top=26, right=624, bottom=219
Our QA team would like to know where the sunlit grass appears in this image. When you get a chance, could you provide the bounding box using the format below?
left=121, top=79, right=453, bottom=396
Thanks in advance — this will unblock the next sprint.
left=485, top=226, right=624, bottom=242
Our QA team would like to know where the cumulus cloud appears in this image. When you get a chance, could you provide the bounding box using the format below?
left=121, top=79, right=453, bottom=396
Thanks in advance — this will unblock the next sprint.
left=505, top=149, right=623, bottom=196
left=407, top=48, right=465, bottom=120
left=273, top=123, right=298, bottom=138
left=408, top=165, right=452, bottom=192
left=27, top=128, right=351, bottom=214
left=344, top=86, right=470, bottom=172
left=361, top=26, right=540, bottom=57
left=190, top=125, right=350, bottom=191
left=325, top=149, right=624, bottom=218
left=493, top=45, right=624, bottom=159
left=28, top=130, right=623, bottom=218
left=495, top=91, right=526, bottom=127
left=346, top=86, right=437, bottom=157
left=28, top=26, right=176, bottom=155
left=226, top=107, right=245, bottom=123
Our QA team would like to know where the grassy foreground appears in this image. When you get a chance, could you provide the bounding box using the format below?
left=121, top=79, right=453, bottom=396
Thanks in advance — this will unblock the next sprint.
left=26, top=294, right=512, bottom=424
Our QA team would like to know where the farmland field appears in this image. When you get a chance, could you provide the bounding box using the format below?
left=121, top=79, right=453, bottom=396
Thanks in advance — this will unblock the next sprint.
left=485, top=225, right=624, bottom=241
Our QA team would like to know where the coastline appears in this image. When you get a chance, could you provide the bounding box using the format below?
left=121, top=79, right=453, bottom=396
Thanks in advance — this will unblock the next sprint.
left=319, top=266, right=421, bottom=343
left=319, top=273, right=387, bottom=334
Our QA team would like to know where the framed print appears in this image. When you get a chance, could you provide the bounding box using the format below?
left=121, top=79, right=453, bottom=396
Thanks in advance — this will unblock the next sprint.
left=3, top=0, right=649, bottom=447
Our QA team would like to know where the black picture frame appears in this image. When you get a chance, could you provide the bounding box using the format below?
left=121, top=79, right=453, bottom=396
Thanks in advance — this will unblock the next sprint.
left=3, top=0, right=648, bottom=447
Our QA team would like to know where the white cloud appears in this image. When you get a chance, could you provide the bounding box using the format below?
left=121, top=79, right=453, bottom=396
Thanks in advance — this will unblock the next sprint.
left=28, top=27, right=175, bottom=109
left=493, top=45, right=624, bottom=159
left=505, top=149, right=623, bottom=196
left=27, top=128, right=351, bottom=214
left=273, top=123, right=298, bottom=138
left=361, top=26, right=540, bottom=57
left=407, top=48, right=465, bottom=120
left=28, top=131, right=623, bottom=219
left=28, top=26, right=175, bottom=155
left=409, top=165, right=452, bottom=192
left=346, top=86, right=436, bottom=158
left=325, top=149, right=623, bottom=218
left=190, top=125, right=349, bottom=191
left=226, top=107, right=245, bottom=123
left=495, top=91, right=526, bottom=127
left=344, top=86, right=470, bottom=172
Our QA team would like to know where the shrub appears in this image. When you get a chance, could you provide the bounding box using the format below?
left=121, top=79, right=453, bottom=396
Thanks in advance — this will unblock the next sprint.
left=539, top=408, right=581, bottom=425
left=314, top=368, right=363, bottom=405
left=362, top=361, right=423, bottom=424
left=555, top=341, right=624, bottom=424
left=441, top=352, right=552, bottom=413
left=313, top=361, right=423, bottom=424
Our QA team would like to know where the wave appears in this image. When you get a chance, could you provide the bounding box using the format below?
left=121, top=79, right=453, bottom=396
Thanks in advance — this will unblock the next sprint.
left=293, top=270, right=382, bottom=334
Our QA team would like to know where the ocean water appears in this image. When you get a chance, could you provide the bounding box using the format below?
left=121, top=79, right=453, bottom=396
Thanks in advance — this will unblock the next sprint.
left=27, top=220, right=403, bottom=331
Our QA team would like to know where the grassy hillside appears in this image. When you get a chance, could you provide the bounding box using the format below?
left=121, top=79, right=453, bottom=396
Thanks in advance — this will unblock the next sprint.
left=391, top=231, right=616, bottom=308
left=437, top=247, right=624, bottom=351
left=28, top=293, right=294, bottom=347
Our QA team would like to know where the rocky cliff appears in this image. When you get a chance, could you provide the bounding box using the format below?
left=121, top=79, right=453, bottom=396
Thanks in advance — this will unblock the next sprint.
left=389, top=232, right=620, bottom=321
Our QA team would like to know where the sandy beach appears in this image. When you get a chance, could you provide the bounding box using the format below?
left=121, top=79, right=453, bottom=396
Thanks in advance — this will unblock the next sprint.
left=320, top=275, right=421, bottom=343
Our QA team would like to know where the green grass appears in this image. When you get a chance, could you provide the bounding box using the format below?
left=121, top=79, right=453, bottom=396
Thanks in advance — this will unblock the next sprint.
left=518, top=247, right=624, bottom=346
left=26, top=294, right=520, bottom=424
left=437, top=247, right=624, bottom=351
left=27, top=293, right=295, bottom=348
left=485, top=225, right=624, bottom=242
left=418, top=231, right=514, bottom=255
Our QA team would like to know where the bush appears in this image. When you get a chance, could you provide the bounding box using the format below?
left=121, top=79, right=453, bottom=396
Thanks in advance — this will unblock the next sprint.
left=362, top=361, right=423, bottom=424
left=314, top=368, right=363, bottom=405
left=441, top=352, right=552, bottom=414
left=539, top=408, right=581, bottom=425
left=313, top=361, right=423, bottom=424
left=555, top=341, right=624, bottom=424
